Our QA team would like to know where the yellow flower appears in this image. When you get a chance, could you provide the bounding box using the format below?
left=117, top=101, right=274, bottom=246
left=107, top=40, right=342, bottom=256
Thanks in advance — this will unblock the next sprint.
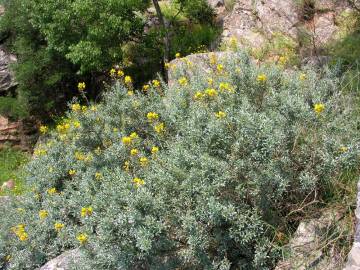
left=47, top=188, right=57, bottom=195
left=95, top=172, right=102, bottom=180
left=54, top=222, right=65, bottom=232
left=175, top=52, right=181, bottom=58
left=147, top=112, right=159, bottom=121
left=127, top=90, right=134, bottom=96
left=113, top=128, right=118, bottom=133
left=124, top=76, right=132, bottom=85
left=122, top=136, right=132, bottom=145
left=123, top=160, right=130, bottom=171
left=215, top=111, right=227, bottom=119
left=340, top=146, right=349, bottom=153
left=75, top=151, right=86, bottom=161
left=152, top=80, right=160, bottom=87
left=143, top=84, right=150, bottom=92
left=5, top=255, right=11, bottom=262
left=78, top=82, right=86, bottom=91
left=12, top=224, right=25, bottom=235
left=279, top=56, right=287, bottom=65
left=257, top=74, right=267, bottom=83
left=117, top=70, right=124, bottom=77
left=194, top=91, right=205, bottom=100
left=154, top=122, right=165, bottom=133
left=109, top=68, right=116, bottom=76
left=314, top=103, right=325, bottom=114
left=39, top=210, right=48, bottom=220
left=164, top=62, right=170, bottom=69
left=82, top=105, right=87, bottom=113
left=73, top=121, right=81, bottom=129
left=178, top=77, right=188, bottom=86
left=39, top=125, right=48, bottom=134
left=299, top=73, right=307, bottom=81
left=130, top=149, right=139, bottom=156
left=217, top=64, right=224, bottom=72
left=130, top=132, right=139, bottom=139
left=208, top=78, right=214, bottom=86
left=69, top=169, right=76, bottom=176
left=34, top=149, right=47, bottom=156
left=19, top=232, right=28, bottom=241
left=133, top=177, right=145, bottom=188
left=77, top=233, right=88, bottom=244
left=219, top=82, right=234, bottom=93
left=151, top=146, right=159, bottom=155
left=205, top=88, right=218, bottom=97
left=81, top=207, right=93, bottom=218
left=139, top=157, right=148, bottom=167
left=90, top=105, right=97, bottom=112
left=71, top=103, right=81, bottom=112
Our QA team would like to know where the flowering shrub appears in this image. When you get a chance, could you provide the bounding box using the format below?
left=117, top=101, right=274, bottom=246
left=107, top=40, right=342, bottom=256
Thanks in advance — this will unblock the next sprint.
left=1, top=52, right=359, bottom=269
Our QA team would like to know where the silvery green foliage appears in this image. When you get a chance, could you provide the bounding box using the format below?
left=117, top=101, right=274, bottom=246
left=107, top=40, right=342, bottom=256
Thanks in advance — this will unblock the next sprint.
left=1, top=52, right=359, bottom=270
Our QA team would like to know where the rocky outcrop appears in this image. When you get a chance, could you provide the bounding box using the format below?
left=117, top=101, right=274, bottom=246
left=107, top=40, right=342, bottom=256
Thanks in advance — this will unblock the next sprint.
left=343, top=181, right=360, bottom=270
left=0, top=115, right=38, bottom=151
left=221, top=0, right=352, bottom=58
left=39, top=249, right=80, bottom=270
left=0, top=45, right=17, bottom=95
left=275, top=209, right=345, bottom=270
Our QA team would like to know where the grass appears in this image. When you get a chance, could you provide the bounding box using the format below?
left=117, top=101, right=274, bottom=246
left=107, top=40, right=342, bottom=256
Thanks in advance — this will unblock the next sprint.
left=0, top=146, right=29, bottom=195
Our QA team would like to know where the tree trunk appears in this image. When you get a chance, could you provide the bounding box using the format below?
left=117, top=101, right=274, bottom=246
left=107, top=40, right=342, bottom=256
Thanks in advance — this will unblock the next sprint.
left=152, top=0, right=170, bottom=80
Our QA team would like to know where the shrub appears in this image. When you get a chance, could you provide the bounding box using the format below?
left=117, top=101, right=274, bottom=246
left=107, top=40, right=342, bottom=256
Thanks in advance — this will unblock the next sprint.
left=0, top=52, right=359, bottom=269
left=0, top=97, right=28, bottom=120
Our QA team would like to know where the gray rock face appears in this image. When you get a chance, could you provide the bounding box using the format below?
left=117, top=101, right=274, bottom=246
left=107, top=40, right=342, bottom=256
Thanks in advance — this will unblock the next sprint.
left=207, top=0, right=224, bottom=8
left=221, top=0, right=351, bottom=54
left=39, top=249, right=80, bottom=270
left=343, top=181, right=360, bottom=270
left=275, top=209, right=344, bottom=270
left=0, top=45, right=17, bottom=94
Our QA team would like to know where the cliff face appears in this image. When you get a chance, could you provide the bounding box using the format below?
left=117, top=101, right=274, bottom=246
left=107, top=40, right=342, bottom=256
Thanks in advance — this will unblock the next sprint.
left=214, top=0, right=354, bottom=63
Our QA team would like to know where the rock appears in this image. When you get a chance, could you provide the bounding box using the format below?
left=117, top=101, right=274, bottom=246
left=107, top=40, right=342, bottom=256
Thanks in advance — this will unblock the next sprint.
left=39, top=249, right=81, bottom=270
left=207, top=0, right=224, bottom=8
left=275, top=209, right=344, bottom=270
left=343, top=181, right=360, bottom=270
left=0, top=115, right=38, bottom=151
left=1, top=179, right=15, bottom=191
left=0, top=45, right=17, bottom=94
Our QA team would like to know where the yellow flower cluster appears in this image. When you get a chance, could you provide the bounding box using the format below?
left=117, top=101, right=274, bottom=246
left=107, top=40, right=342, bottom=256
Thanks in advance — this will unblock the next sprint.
left=95, top=172, right=102, bottom=180
left=154, top=122, right=165, bottom=133
left=12, top=224, right=28, bottom=241
left=54, top=222, right=65, bottom=232
left=151, top=146, right=159, bottom=155
left=130, top=148, right=139, bottom=156
left=147, top=112, right=159, bottom=121
left=133, top=177, right=145, bottom=188
left=143, top=84, right=150, bottom=92
left=39, top=210, right=49, bottom=220
left=257, top=74, right=267, bottom=83
left=314, top=103, right=325, bottom=114
left=78, top=82, right=86, bottom=91
left=219, top=82, right=235, bottom=93
left=34, top=148, right=47, bottom=156
left=122, top=132, right=139, bottom=146
left=81, top=206, right=93, bottom=218
left=69, top=169, right=76, bottom=176
left=77, top=233, right=88, bottom=244
left=39, top=125, right=48, bottom=134
left=178, top=77, right=188, bottom=86
left=152, top=80, right=160, bottom=88
left=205, top=88, right=218, bottom=97
left=125, top=76, right=132, bottom=85
left=47, top=187, right=57, bottom=195
left=56, top=122, right=70, bottom=134
left=175, top=52, right=181, bottom=58
left=215, top=111, right=227, bottom=119
left=139, top=157, right=148, bottom=167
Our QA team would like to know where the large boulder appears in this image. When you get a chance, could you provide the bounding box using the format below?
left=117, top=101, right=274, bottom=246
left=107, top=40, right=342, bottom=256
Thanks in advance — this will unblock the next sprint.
left=343, top=181, right=360, bottom=270
left=275, top=209, right=345, bottom=270
left=39, top=249, right=81, bottom=270
left=0, top=45, right=17, bottom=94
left=221, top=0, right=352, bottom=56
